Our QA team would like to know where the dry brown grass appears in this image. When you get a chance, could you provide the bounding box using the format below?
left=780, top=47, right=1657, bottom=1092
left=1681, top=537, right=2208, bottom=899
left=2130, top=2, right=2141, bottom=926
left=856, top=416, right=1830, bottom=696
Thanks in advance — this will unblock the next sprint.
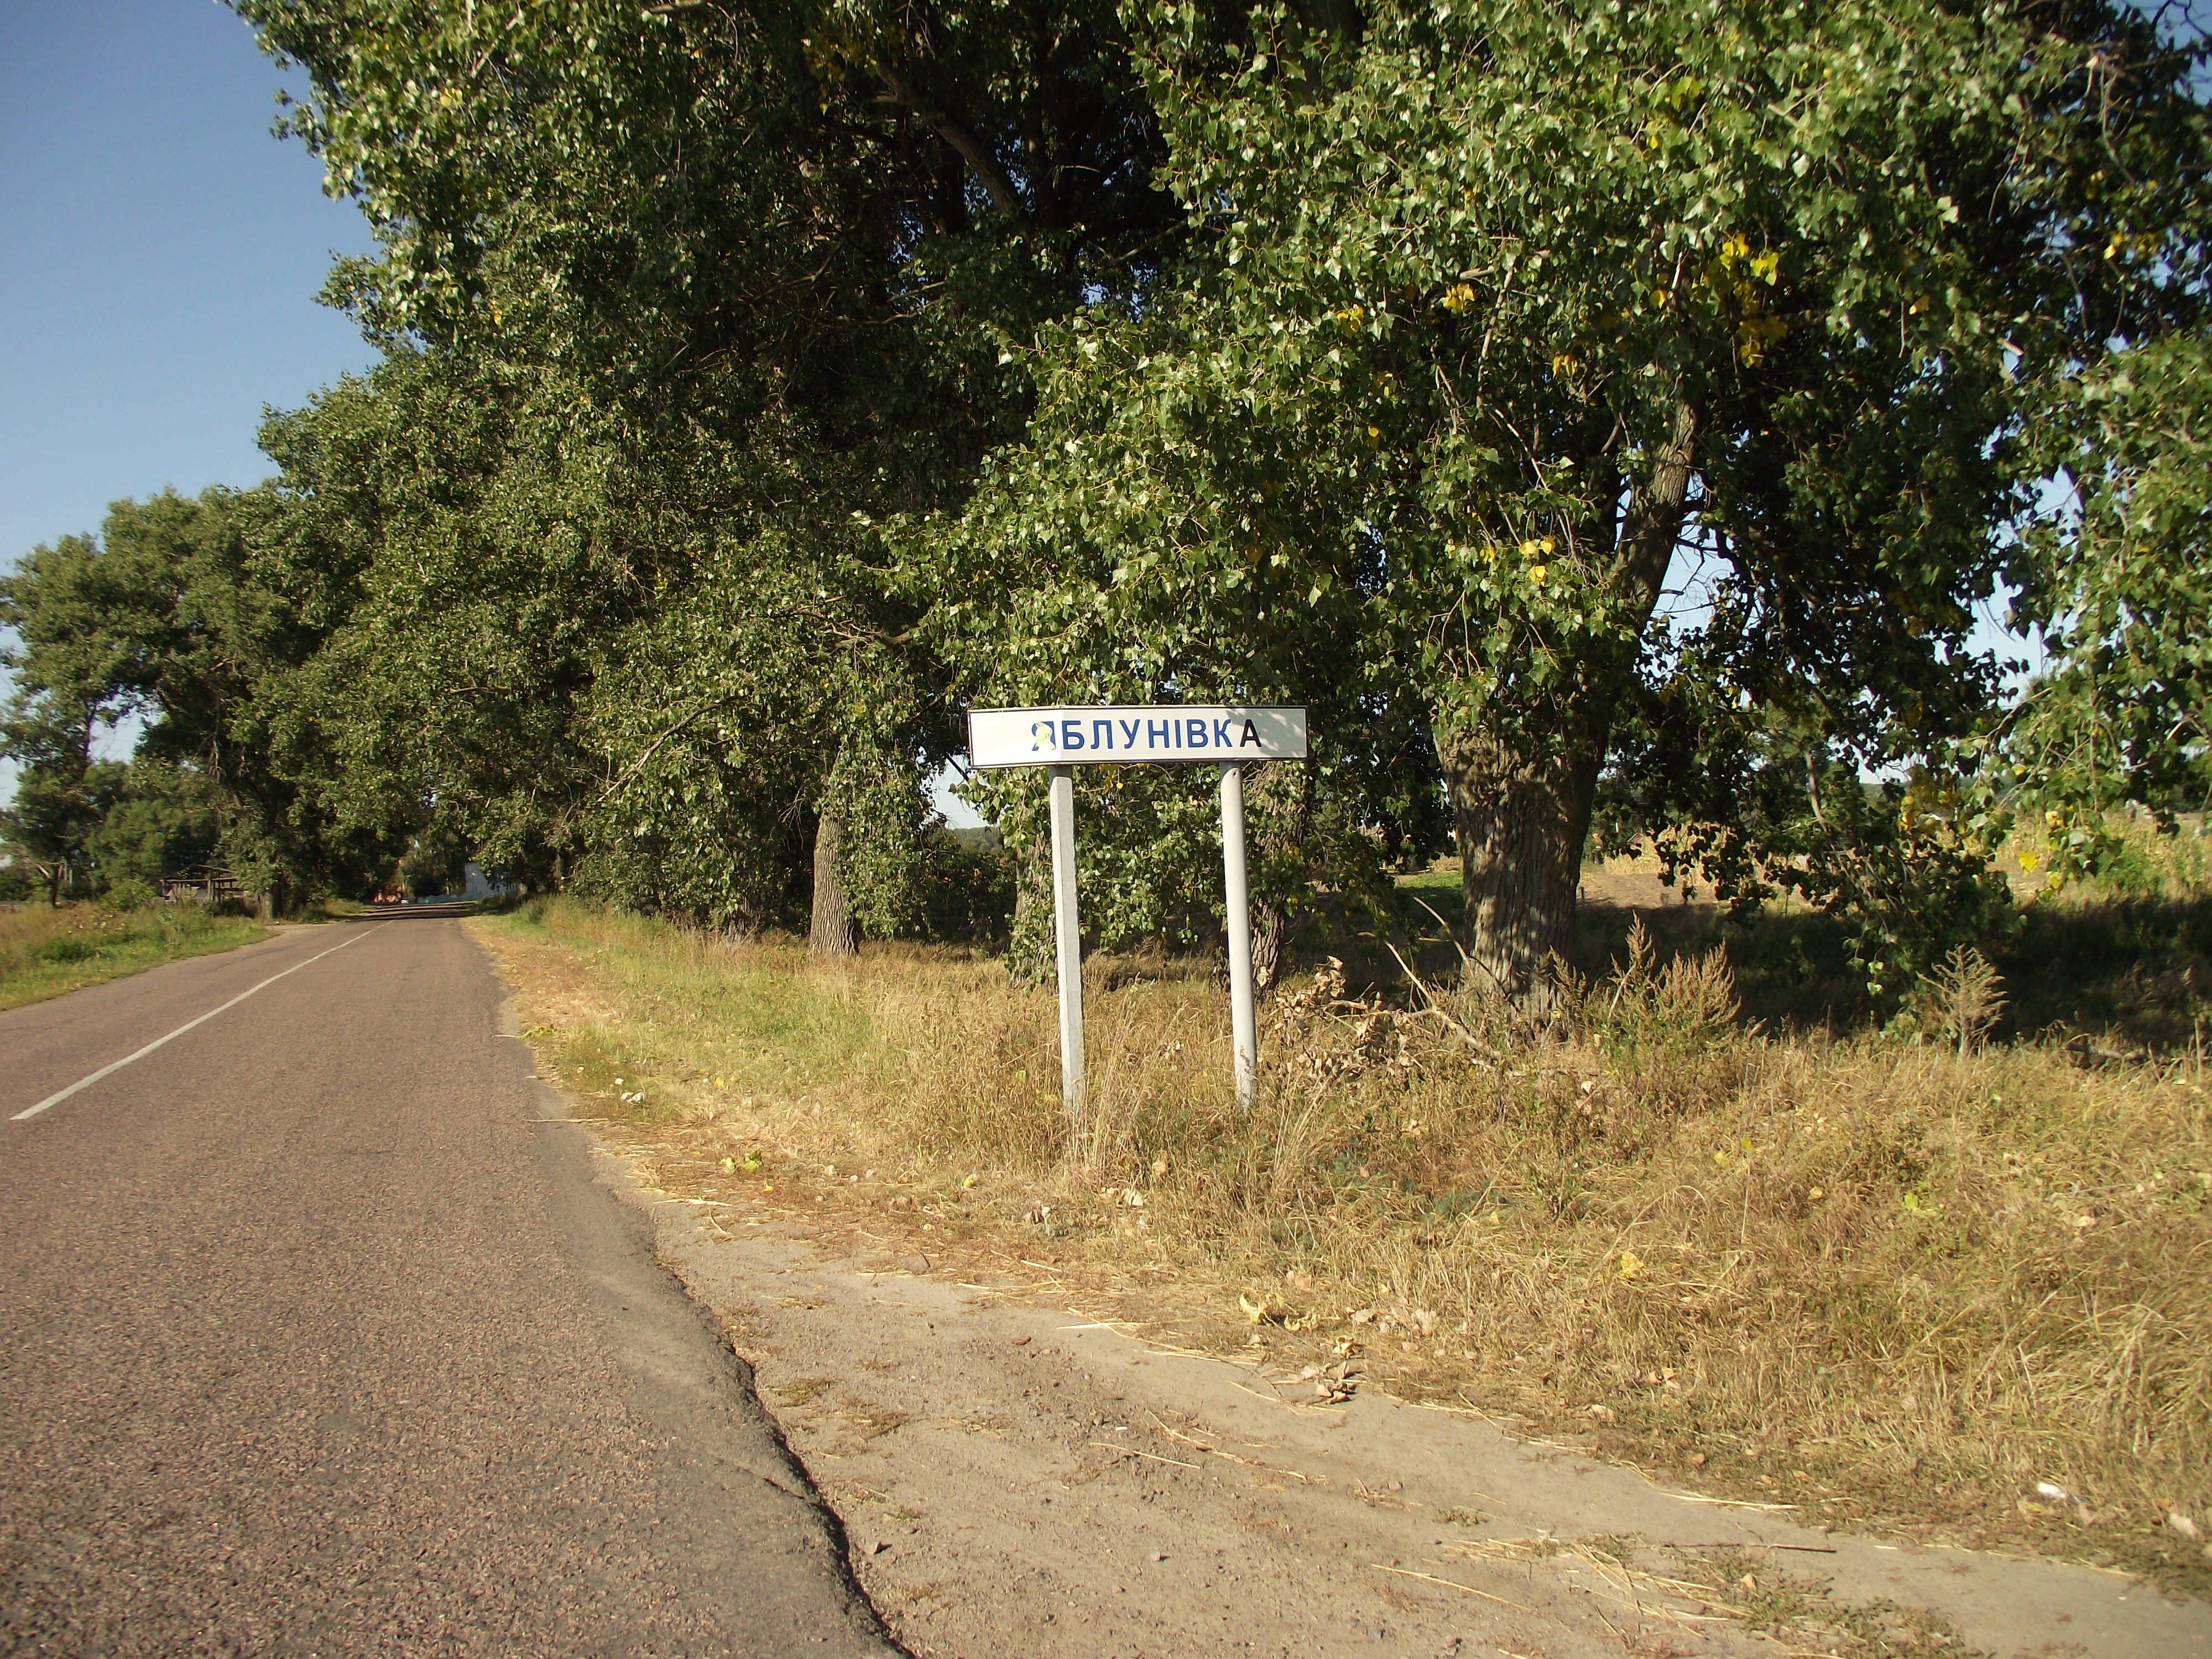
left=473, top=898, right=2212, bottom=1598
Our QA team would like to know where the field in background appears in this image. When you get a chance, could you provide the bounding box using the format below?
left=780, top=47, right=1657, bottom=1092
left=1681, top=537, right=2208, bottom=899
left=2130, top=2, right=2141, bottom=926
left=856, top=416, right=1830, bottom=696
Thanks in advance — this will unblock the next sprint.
left=475, top=867, right=2211, bottom=1599
left=1403, top=815, right=2212, bottom=1051
left=0, top=902, right=267, bottom=1010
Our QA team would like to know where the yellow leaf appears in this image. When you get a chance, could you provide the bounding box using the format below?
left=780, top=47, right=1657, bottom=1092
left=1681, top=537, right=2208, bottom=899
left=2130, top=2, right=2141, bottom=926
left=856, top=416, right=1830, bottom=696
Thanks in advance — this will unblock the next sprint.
left=1616, top=1249, right=1646, bottom=1282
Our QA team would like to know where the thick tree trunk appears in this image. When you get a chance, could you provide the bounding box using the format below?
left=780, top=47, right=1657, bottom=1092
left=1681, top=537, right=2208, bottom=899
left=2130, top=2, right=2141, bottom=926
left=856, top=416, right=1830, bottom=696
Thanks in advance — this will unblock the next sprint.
left=1004, top=830, right=1056, bottom=985
left=807, top=811, right=857, bottom=957
left=1250, top=906, right=1287, bottom=997
left=1442, top=399, right=1701, bottom=1005
left=1245, top=761, right=1310, bottom=997
left=1436, top=731, right=1604, bottom=1006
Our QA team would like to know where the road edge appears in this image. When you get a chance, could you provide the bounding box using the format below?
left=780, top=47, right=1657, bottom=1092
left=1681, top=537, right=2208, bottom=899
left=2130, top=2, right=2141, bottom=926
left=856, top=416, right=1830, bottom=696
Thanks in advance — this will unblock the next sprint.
left=491, top=985, right=913, bottom=1658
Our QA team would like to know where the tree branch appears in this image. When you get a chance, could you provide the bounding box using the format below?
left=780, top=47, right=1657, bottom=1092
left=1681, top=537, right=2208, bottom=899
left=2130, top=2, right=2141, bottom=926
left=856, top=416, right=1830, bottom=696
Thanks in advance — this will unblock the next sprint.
left=874, top=65, right=1027, bottom=222
left=593, top=691, right=740, bottom=808
left=1614, top=397, right=1703, bottom=627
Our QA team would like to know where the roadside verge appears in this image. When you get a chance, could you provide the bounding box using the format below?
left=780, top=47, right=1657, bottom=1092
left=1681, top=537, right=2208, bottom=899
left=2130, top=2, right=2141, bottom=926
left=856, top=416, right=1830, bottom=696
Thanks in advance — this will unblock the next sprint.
left=473, top=904, right=2212, bottom=1658
left=0, top=902, right=267, bottom=1011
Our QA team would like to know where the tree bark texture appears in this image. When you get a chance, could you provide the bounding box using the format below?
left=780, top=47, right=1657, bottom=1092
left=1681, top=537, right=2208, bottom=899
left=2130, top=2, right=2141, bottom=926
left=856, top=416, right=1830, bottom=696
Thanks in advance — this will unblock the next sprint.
left=1245, top=761, right=1310, bottom=997
left=1436, top=731, right=1603, bottom=1005
left=1443, top=400, right=1701, bottom=1004
left=1004, top=830, right=1056, bottom=985
left=807, top=811, right=857, bottom=957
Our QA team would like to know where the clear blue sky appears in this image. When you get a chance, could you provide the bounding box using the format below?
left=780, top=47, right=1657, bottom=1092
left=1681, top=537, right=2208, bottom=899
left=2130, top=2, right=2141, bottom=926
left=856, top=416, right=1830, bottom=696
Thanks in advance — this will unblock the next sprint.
left=1, top=0, right=379, bottom=566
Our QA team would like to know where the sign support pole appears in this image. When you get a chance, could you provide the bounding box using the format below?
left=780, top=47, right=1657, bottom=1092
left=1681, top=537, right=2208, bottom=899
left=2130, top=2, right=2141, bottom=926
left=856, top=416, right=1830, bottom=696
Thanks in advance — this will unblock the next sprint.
left=969, top=706, right=1304, bottom=1120
left=1218, top=761, right=1257, bottom=1109
left=1047, top=764, right=1085, bottom=1120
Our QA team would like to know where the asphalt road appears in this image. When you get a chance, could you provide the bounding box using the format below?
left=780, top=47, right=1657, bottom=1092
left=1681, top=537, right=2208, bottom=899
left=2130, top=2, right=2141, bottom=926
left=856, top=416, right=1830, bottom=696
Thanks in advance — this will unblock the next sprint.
left=0, top=913, right=896, bottom=1658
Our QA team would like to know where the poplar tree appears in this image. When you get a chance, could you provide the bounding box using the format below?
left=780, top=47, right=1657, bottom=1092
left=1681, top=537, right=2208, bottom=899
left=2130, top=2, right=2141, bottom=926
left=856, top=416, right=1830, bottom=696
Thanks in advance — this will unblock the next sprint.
left=933, top=0, right=2209, bottom=999
left=234, top=0, right=1182, bottom=947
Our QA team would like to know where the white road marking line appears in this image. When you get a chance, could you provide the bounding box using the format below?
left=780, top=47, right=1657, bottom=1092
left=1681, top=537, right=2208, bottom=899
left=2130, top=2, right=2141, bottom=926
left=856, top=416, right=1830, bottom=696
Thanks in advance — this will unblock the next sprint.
left=10, top=923, right=392, bottom=1122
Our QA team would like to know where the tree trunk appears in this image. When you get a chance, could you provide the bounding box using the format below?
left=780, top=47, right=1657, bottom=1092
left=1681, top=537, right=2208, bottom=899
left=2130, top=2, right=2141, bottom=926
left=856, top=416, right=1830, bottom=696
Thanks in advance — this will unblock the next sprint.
left=1245, top=761, right=1310, bottom=997
left=1250, top=906, right=1287, bottom=996
left=46, top=863, right=61, bottom=908
left=1005, top=830, right=1056, bottom=985
left=1442, top=399, right=1701, bottom=1005
left=808, top=811, right=857, bottom=956
left=1436, top=731, right=1604, bottom=1006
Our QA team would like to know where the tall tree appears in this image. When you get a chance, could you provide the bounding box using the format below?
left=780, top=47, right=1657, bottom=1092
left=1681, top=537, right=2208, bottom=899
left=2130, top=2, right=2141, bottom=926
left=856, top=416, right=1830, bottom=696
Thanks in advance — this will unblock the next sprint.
left=930, top=0, right=2210, bottom=999
left=2011, top=329, right=2212, bottom=863
left=2, top=528, right=169, bottom=902
left=233, top=0, right=1188, bottom=948
left=2, top=492, right=373, bottom=909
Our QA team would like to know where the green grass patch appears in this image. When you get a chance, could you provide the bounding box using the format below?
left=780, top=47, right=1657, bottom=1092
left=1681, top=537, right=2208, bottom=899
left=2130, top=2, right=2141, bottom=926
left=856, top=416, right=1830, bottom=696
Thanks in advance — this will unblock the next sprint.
left=0, top=902, right=268, bottom=1010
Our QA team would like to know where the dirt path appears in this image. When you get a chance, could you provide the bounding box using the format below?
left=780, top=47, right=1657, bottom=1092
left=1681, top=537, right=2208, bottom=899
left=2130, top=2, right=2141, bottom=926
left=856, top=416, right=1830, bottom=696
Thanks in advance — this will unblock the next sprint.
left=575, top=1140, right=2211, bottom=1659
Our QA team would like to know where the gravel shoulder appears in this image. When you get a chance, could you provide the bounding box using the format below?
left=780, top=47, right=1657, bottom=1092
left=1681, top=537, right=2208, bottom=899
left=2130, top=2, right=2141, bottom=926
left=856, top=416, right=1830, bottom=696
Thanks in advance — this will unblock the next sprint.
left=588, top=1154, right=2212, bottom=1659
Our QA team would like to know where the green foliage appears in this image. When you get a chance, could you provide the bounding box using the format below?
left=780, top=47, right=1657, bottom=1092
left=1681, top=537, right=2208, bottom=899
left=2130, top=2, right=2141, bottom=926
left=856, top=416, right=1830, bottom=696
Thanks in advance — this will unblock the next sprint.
left=6, top=0, right=2201, bottom=1000
left=85, top=760, right=225, bottom=888
left=398, top=824, right=467, bottom=899
left=914, top=0, right=2209, bottom=990
left=228, top=0, right=1190, bottom=938
left=0, top=488, right=393, bottom=908
left=249, top=349, right=634, bottom=886
left=917, top=830, right=1017, bottom=944
left=98, top=877, right=158, bottom=912
left=2013, top=333, right=2212, bottom=866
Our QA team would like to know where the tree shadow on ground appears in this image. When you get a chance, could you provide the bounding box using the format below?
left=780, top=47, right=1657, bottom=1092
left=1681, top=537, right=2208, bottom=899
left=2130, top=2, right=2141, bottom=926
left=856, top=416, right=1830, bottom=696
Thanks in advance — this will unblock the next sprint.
left=1373, top=871, right=2212, bottom=1054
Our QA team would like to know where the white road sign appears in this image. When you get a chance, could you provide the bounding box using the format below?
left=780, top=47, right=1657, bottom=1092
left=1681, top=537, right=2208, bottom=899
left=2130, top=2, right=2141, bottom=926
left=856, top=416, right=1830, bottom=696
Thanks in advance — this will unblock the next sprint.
left=964, top=702, right=1311, bottom=1117
left=967, top=705, right=1308, bottom=768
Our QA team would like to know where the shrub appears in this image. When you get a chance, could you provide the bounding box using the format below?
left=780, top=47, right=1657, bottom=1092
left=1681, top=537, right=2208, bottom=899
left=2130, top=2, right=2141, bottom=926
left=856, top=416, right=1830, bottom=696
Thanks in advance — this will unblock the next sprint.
left=100, top=877, right=158, bottom=911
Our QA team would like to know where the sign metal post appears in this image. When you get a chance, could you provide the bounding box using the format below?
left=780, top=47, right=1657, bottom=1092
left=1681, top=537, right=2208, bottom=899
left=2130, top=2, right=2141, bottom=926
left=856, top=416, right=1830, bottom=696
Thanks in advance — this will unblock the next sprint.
left=1217, top=761, right=1258, bottom=1108
left=968, top=705, right=1307, bottom=1119
left=1047, top=763, right=1084, bottom=1119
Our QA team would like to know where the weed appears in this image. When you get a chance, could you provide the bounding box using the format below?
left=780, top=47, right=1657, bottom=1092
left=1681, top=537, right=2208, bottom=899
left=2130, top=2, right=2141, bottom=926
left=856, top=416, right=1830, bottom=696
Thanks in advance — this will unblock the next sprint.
left=1916, top=945, right=2007, bottom=1056
left=474, top=896, right=2212, bottom=1597
left=0, top=902, right=265, bottom=1010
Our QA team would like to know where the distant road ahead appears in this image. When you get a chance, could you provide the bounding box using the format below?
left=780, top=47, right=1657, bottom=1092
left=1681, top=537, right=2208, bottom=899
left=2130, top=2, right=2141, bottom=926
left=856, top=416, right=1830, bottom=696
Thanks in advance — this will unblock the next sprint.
left=0, top=914, right=891, bottom=1657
